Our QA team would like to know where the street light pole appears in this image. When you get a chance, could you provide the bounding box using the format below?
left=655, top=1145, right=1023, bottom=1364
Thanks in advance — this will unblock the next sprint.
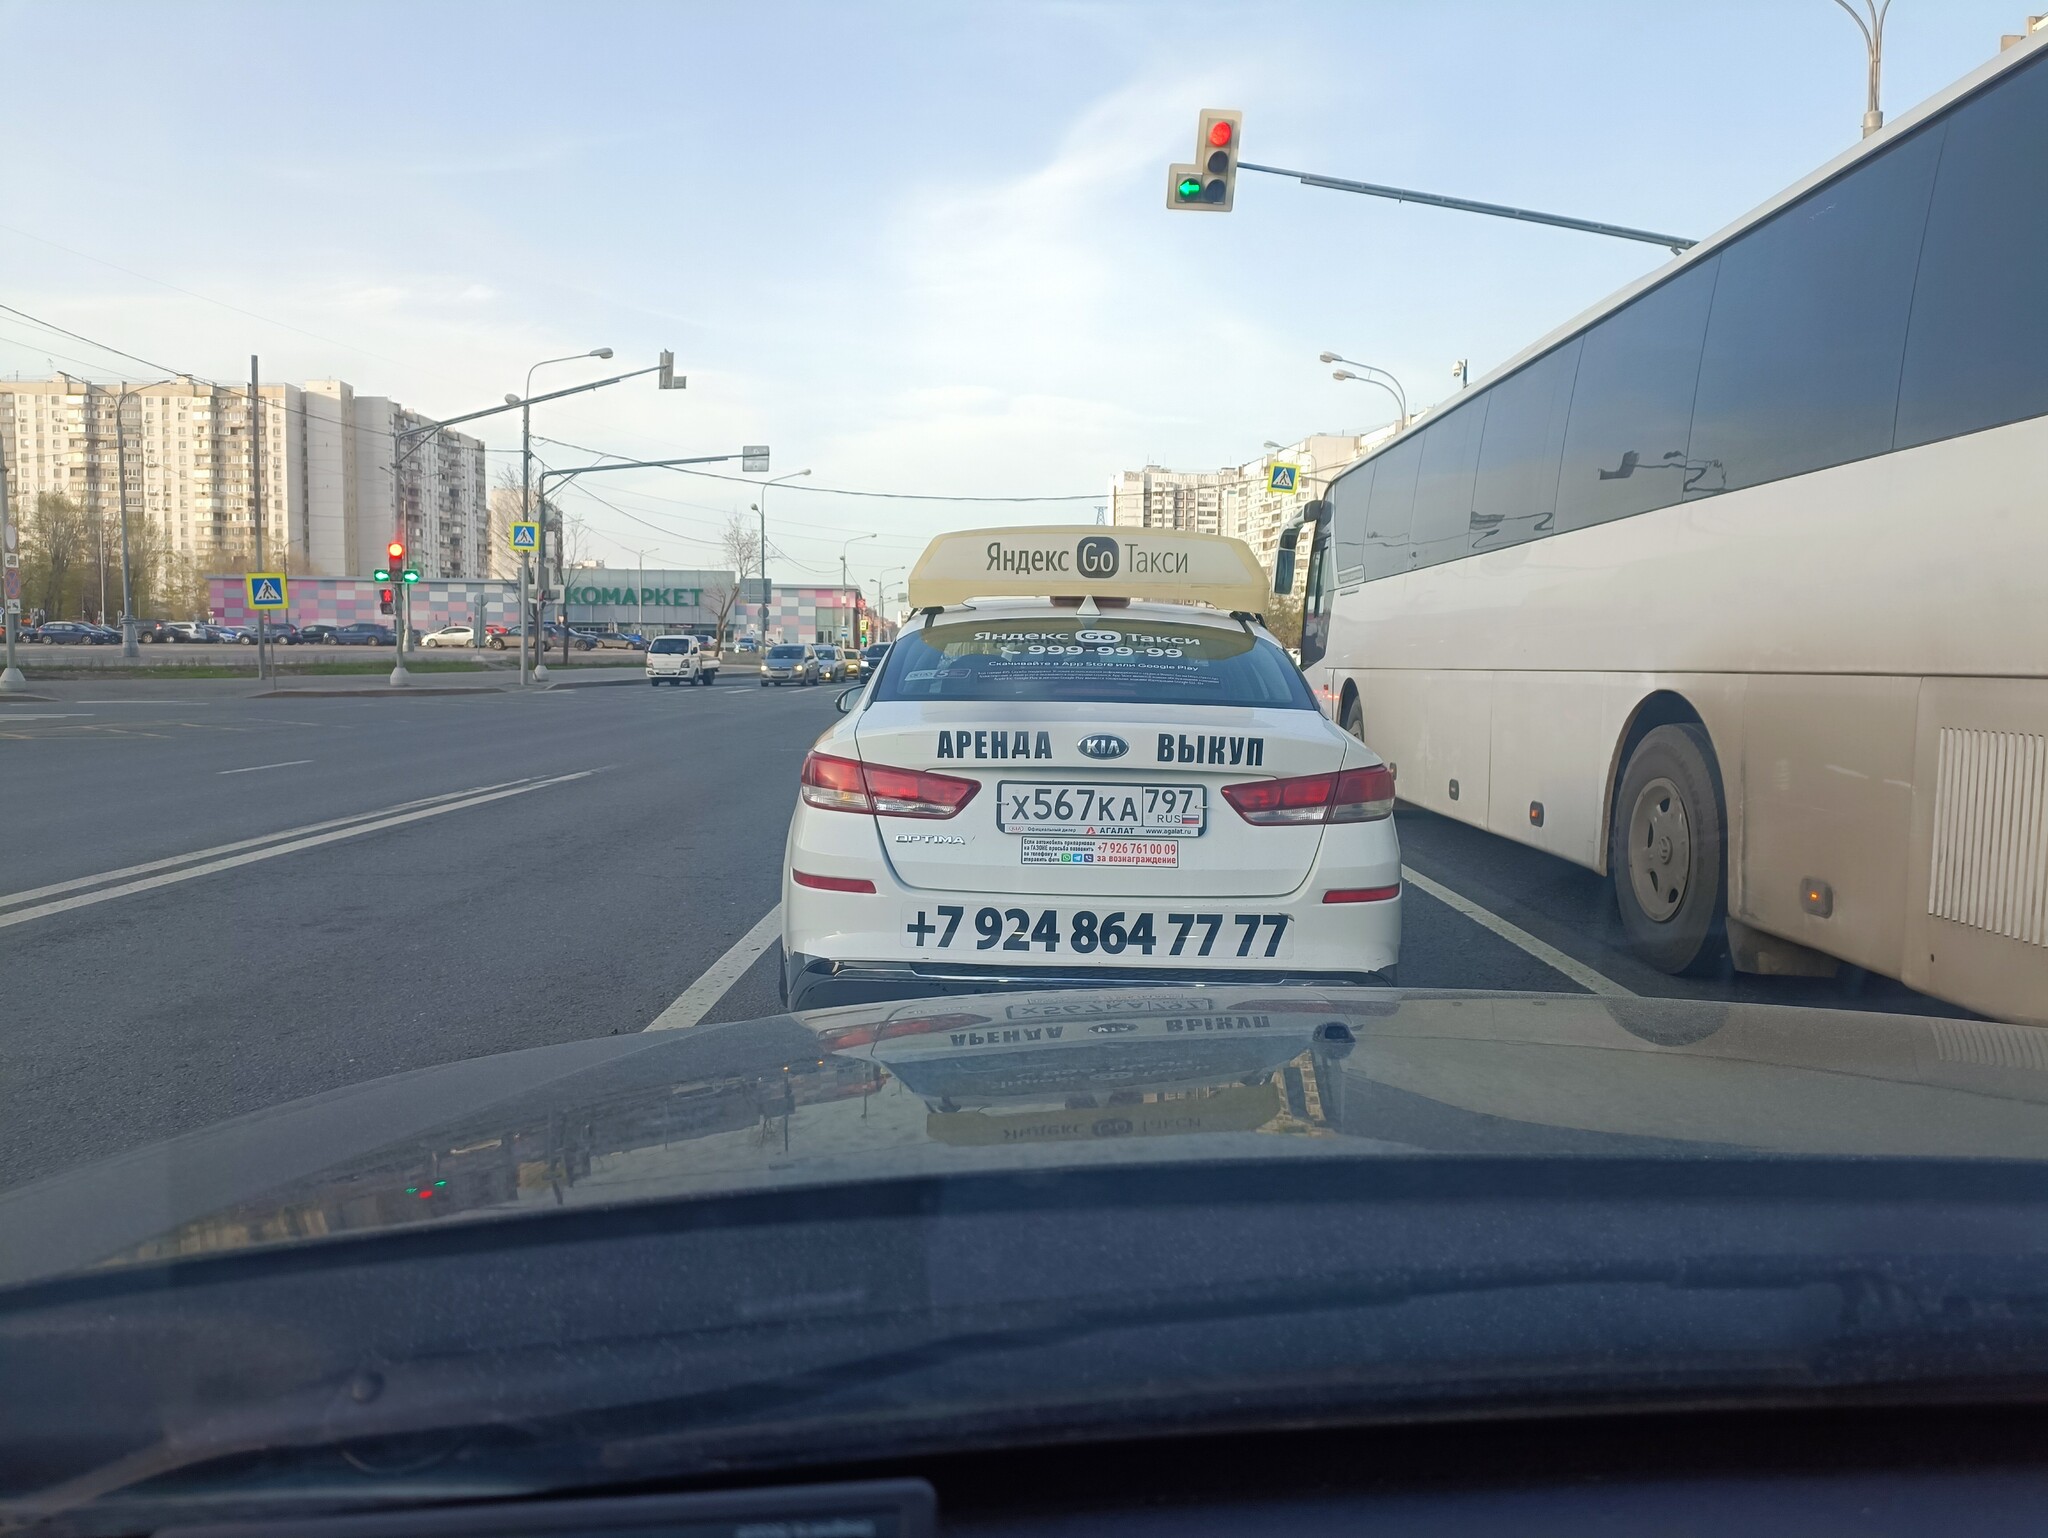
left=841, top=531, right=877, bottom=642
left=750, top=468, right=810, bottom=645
left=1830, top=0, right=1892, bottom=137
left=1321, top=352, right=1410, bottom=429
left=0, top=425, right=20, bottom=693
left=114, top=375, right=181, bottom=658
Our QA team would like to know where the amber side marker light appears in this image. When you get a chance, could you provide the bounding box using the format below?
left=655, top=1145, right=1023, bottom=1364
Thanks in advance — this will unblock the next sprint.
left=1801, top=879, right=1834, bottom=917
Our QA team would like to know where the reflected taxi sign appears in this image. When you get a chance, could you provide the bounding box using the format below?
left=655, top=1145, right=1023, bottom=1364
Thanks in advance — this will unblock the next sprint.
left=906, top=526, right=1270, bottom=615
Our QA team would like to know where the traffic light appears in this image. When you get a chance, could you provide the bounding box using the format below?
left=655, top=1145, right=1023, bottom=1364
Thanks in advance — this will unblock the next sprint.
left=379, top=587, right=394, bottom=615
left=1167, top=108, right=1242, bottom=212
left=658, top=349, right=685, bottom=390
left=402, top=567, right=420, bottom=584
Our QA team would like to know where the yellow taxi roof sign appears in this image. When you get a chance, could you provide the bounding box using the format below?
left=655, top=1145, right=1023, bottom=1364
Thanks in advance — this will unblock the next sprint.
left=906, top=526, right=1270, bottom=614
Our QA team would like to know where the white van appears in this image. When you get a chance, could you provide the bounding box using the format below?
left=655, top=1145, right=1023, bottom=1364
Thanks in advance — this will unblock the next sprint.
left=645, top=635, right=705, bottom=686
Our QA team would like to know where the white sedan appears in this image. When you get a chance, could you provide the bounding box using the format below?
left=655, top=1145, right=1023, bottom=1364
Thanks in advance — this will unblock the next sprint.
left=779, top=593, right=1401, bottom=1012
left=419, top=625, right=477, bottom=649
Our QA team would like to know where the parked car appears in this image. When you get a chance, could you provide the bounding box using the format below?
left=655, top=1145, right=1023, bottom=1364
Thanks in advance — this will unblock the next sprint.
left=596, top=630, right=646, bottom=650
left=129, top=618, right=174, bottom=644
left=84, top=624, right=122, bottom=645
left=760, top=643, right=819, bottom=686
left=331, top=622, right=396, bottom=647
left=35, top=621, right=103, bottom=646
left=213, top=625, right=250, bottom=644
left=163, top=622, right=216, bottom=643
left=420, top=624, right=477, bottom=649
left=265, top=622, right=303, bottom=645
left=485, top=624, right=532, bottom=651
left=644, top=634, right=705, bottom=686
left=540, top=623, right=598, bottom=652
left=296, top=623, right=341, bottom=645
left=809, top=643, right=850, bottom=682
left=858, top=641, right=890, bottom=676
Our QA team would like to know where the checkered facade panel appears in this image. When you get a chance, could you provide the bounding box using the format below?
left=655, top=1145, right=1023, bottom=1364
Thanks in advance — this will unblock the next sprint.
left=209, top=577, right=517, bottom=630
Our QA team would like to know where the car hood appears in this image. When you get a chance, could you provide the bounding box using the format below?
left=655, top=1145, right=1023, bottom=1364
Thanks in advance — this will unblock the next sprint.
left=4, top=988, right=2046, bottom=1290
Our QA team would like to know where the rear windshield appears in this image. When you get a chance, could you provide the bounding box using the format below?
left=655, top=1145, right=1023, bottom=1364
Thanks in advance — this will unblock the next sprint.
left=648, top=637, right=691, bottom=654
left=874, top=615, right=1315, bottom=708
left=768, top=645, right=808, bottom=661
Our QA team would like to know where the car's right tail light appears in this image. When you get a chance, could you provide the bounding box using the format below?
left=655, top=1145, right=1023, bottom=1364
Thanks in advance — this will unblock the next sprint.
left=1224, top=764, right=1395, bottom=825
left=801, top=752, right=979, bottom=819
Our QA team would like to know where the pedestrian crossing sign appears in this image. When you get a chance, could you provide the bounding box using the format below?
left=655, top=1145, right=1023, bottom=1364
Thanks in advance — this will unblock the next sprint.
left=246, top=573, right=288, bottom=610
left=1267, top=462, right=1300, bottom=494
left=510, top=521, right=539, bottom=551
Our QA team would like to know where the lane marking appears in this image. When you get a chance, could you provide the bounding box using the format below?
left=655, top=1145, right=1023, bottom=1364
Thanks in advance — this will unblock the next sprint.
left=646, top=904, right=784, bottom=1031
left=218, top=759, right=313, bottom=775
left=1400, top=863, right=1634, bottom=997
left=0, top=771, right=594, bottom=932
left=0, top=713, right=92, bottom=720
left=0, top=778, right=552, bottom=912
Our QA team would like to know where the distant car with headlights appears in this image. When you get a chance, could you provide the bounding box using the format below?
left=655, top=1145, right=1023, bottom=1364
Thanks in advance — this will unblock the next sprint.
left=780, top=526, right=1402, bottom=1012
left=760, top=643, right=818, bottom=686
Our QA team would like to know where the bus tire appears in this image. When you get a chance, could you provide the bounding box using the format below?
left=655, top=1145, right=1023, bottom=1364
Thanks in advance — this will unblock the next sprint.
left=1340, top=693, right=1365, bottom=742
left=1610, top=723, right=1726, bottom=975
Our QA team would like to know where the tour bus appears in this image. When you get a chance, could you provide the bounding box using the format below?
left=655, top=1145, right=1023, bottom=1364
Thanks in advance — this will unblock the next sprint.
left=1281, top=31, right=2048, bottom=1026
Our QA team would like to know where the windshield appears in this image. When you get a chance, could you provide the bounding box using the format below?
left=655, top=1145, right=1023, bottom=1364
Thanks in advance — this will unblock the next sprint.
left=3, top=3, right=2041, bottom=1523
left=875, top=614, right=1316, bottom=707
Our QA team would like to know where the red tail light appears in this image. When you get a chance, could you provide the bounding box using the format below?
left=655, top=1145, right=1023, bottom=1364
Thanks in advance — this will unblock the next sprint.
left=792, top=870, right=877, bottom=893
left=1224, top=764, right=1395, bottom=825
left=801, top=752, right=979, bottom=819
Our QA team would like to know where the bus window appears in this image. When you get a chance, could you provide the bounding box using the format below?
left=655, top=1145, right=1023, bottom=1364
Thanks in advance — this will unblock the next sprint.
left=1898, top=51, right=2048, bottom=449
left=1299, top=522, right=1333, bottom=665
left=1327, top=461, right=1374, bottom=589
left=1410, top=394, right=1490, bottom=568
left=1554, top=256, right=1718, bottom=531
left=1361, top=434, right=1422, bottom=580
left=1470, top=336, right=1580, bottom=553
left=1687, top=126, right=1940, bottom=494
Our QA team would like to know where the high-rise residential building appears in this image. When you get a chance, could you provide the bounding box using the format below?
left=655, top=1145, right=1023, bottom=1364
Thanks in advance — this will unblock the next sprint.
left=1110, top=429, right=1396, bottom=584
left=0, top=374, right=487, bottom=580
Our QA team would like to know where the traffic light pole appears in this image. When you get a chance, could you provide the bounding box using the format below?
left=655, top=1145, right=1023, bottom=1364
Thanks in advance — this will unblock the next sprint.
left=517, top=555, right=530, bottom=688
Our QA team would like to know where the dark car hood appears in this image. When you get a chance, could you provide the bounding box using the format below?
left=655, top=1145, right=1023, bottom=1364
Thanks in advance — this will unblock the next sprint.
left=5, top=988, right=2047, bottom=1290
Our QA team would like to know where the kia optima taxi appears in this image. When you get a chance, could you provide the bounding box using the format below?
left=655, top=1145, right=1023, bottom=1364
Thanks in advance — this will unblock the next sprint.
left=780, top=527, right=1401, bottom=1010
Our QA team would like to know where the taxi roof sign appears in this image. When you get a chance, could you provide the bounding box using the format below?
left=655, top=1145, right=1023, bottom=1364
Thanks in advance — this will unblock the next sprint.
left=906, top=527, right=1270, bottom=615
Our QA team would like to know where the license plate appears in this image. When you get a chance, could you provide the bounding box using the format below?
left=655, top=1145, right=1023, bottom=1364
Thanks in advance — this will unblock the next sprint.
left=901, top=905, right=1292, bottom=960
left=995, top=781, right=1205, bottom=837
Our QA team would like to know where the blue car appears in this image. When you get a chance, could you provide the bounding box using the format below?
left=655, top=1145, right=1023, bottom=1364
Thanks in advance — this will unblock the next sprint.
left=331, top=623, right=396, bottom=647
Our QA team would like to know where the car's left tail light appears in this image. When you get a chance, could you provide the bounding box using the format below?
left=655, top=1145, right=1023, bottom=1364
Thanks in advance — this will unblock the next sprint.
left=1224, top=764, right=1395, bottom=825
left=801, top=752, right=978, bottom=819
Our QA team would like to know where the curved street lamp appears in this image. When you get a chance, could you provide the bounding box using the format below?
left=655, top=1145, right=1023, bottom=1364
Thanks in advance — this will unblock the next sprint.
left=749, top=468, right=810, bottom=643
left=1321, top=351, right=1410, bottom=430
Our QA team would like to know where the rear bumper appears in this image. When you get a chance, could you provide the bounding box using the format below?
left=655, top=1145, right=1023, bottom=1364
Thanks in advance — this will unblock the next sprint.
left=783, top=953, right=1397, bottom=1012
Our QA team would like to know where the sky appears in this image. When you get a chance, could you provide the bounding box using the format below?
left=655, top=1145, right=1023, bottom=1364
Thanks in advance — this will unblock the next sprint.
left=0, top=0, right=2026, bottom=596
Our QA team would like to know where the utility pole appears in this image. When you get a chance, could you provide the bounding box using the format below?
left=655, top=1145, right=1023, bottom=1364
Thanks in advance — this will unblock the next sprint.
left=250, top=356, right=268, bottom=683
left=517, top=553, right=531, bottom=688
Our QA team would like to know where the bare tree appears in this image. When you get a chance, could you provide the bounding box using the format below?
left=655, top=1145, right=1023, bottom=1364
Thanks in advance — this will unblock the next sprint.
left=719, top=513, right=763, bottom=643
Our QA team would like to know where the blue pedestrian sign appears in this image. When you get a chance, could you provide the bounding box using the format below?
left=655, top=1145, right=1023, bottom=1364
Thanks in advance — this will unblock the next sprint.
left=509, top=521, right=539, bottom=552
left=246, top=573, right=288, bottom=610
left=1267, top=462, right=1300, bottom=494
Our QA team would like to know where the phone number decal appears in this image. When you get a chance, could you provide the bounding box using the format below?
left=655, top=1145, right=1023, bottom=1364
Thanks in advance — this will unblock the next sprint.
left=902, top=906, right=1291, bottom=959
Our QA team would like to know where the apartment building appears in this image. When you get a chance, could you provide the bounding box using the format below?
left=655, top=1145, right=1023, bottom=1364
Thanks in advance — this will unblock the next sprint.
left=1110, top=429, right=1395, bottom=584
left=0, top=374, right=487, bottom=579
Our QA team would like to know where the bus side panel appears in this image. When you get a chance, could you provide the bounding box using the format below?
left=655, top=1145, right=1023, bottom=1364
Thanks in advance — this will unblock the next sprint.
left=1903, top=677, right=2048, bottom=1027
left=1487, top=673, right=1652, bottom=871
left=1735, top=675, right=1919, bottom=977
left=1395, top=670, right=1493, bottom=820
left=1355, top=668, right=1433, bottom=808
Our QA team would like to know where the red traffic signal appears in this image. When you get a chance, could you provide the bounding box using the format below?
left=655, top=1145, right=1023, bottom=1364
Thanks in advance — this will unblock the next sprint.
left=1207, top=119, right=1233, bottom=148
left=387, top=540, right=406, bottom=562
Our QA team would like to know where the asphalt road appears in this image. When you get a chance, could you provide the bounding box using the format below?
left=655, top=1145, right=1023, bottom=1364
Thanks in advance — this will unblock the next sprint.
left=0, top=678, right=1966, bottom=1192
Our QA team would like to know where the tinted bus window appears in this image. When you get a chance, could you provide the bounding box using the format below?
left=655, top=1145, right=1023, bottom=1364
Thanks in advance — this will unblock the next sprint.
left=1687, top=127, right=1942, bottom=494
left=1360, top=434, right=1423, bottom=581
left=1554, top=257, right=1718, bottom=532
left=1408, top=394, right=1490, bottom=569
left=1897, top=54, right=2048, bottom=449
left=1470, top=337, right=1580, bottom=554
left=1326, top=460, right=1375, bottom=589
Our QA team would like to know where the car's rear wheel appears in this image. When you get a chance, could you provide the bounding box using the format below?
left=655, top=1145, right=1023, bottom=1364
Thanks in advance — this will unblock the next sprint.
left=1610, top=723, right=1726, bottom=975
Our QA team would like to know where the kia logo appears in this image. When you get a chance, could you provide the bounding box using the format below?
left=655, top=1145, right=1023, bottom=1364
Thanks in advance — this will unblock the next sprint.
left=1078, top=733, right=1129, bottom=760
left=1076, top=535, right=1120, bottom=578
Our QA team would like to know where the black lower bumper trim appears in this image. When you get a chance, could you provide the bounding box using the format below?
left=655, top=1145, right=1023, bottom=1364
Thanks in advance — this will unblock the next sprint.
left=782, top=953, right=1396, bottom=1012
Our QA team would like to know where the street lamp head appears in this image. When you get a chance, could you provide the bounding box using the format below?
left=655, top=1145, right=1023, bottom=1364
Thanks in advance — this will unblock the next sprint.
left=591, top=348, right=614, bottom=359
left=1318, top=352, right=1341, bottom=364
left=503, top=393, right=521, bottom=406
left=1332, top=370, right=1356, bottom=381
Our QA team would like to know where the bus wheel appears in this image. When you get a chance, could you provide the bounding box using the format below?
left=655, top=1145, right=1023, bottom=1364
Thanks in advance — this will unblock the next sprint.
left=1610, top=724, right=1726, bottom=974
left=1340, top=694, right=1365, bottom=741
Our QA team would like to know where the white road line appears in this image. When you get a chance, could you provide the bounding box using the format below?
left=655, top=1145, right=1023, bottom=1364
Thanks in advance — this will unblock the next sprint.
left=0, top=777, right=557, bottom=915
left=0, top=771, right=593, bottom=932
left=218, top=759, right=313, bottom=775
left=1400, top=864, right=1634, bottom=997
left=0, top=713, right=93, bottom=721
left=646, top=905, right=784, bottom=1031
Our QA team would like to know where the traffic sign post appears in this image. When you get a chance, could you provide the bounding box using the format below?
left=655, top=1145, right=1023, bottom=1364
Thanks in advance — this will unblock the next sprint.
left=1267, top=463, right=1300, bottom=494
left=245, top=573, right=288, bottom=610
